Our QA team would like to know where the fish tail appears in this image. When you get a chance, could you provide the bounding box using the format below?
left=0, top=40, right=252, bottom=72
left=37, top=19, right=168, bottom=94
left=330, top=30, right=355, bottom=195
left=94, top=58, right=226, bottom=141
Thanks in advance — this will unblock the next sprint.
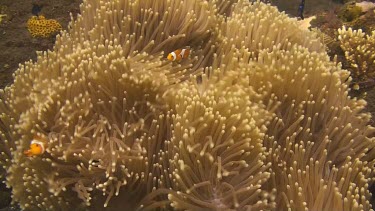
left=24, top=150, right=32, bottom=157
left=183, top=49, right=190, bottom=58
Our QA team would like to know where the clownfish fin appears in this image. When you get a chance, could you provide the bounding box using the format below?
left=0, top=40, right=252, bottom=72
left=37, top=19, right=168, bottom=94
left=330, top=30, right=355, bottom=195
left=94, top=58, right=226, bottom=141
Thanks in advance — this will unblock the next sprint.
left=24, top=149, right=33, bottom=157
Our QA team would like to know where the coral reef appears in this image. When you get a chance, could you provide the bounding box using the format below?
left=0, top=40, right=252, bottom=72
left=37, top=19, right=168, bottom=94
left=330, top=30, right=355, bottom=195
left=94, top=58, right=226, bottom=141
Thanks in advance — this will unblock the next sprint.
left=311, top=8, right=343, bottom=36
left=27, top=15, right=62, bottom=37
left=334, top=1, right=375, bottom=34
left=0, top=0, right=375, bottom=210
left=338, top=2, right=364, bottom=22
left=338, top=27, right=375, bottom=81
left=348, top=8, right=375, bottom=33
left=310, top=2, right=375, bottom=91
left=356, top=1, right=375, bottom=13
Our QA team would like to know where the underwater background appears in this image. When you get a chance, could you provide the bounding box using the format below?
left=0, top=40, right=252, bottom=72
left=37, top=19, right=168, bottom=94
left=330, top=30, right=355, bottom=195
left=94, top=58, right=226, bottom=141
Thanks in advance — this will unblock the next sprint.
left=0, top=0, right=375, bottom=210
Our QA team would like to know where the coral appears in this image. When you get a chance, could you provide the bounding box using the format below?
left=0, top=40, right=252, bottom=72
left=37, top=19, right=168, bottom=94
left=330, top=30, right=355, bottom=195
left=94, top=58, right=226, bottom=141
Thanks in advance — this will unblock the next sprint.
left=0, top=0, right=375, bottom=210
left=348, top=9, right=375, bottom=33
left=338, top=3, right=364, bottom=22
left=338, top=26, right=375, bottom=80
left=356, top=1, right=375, bottom=13
left=27, top=15, right=62, bottom=38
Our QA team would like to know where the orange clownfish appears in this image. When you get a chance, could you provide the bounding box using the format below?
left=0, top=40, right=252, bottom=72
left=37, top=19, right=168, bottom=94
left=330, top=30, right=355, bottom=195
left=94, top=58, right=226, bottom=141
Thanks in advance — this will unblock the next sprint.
left=24, top=135, right=47, bottom=157
left=167, top=47, right=191, bottom=62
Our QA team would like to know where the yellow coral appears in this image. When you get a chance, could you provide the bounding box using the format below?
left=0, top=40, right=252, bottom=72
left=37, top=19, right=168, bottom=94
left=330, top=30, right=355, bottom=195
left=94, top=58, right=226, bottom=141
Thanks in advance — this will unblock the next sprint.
left=338, top=26, right=375, bottom=79
left=27, top=15, right=62, bottom=37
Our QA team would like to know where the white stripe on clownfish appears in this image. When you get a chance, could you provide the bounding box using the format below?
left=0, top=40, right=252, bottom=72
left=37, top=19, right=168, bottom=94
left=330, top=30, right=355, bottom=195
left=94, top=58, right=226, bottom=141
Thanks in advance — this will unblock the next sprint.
left=167, top=47, right=191, bottom=61
left=31, top=139, right=45, bottom=153
left=24, top=135, right=48, bottom=157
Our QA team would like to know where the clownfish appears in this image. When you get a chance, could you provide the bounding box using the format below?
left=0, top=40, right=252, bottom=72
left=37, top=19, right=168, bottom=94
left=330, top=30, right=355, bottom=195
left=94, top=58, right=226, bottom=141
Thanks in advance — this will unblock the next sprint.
left=167, top=47, right=191, bottom=62
left=24, top=135, right=47, bottom=157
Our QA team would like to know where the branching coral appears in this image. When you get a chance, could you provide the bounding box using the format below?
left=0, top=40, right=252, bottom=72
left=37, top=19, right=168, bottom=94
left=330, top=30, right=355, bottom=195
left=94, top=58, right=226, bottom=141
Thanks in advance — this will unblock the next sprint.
left=338, top=26, right=375, bottom=80
left=0, top=0, right=375, bottom=210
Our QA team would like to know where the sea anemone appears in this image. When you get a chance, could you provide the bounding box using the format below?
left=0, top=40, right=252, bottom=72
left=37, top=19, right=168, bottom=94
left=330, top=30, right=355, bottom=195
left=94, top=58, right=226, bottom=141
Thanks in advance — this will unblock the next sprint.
left=0, top=0, right=374, bottom=210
